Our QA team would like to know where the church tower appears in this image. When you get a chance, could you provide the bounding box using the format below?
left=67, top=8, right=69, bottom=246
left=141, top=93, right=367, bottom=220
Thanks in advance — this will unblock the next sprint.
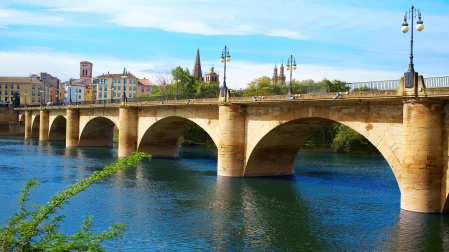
left=192, top=49, right=203, bottom=82
left=278, top=61, right=286, bottom=84
left=271, top=64, right=278, bottom=85
left=204, top=66, right=220, bottom=85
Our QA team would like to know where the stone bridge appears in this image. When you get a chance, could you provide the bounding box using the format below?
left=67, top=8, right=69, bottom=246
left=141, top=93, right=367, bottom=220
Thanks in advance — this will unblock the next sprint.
left=15, top=74, right=449, bottom=213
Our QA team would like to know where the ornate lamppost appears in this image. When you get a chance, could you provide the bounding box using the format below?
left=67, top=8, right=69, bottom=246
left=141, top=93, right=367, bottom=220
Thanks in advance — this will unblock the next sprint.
left=174, top=71, right=180, bottom=100
left=69, top=82, right=73, bottom=106
left=111, top=87, right=115, bottom=103
left=24, top=91, right=27, bottom=108
left=285, top=55, right=297, bottom=95
left=122, top=68, right=127, bottom=104
left=40, top=91, right=44, bottom=106
left=75, top=91, right=78, bottom=105
left=220, top=46, right=230, bottom=97
left=55, top=94, right=59, bottom=105
left=401, top=6, right=424, bottom=87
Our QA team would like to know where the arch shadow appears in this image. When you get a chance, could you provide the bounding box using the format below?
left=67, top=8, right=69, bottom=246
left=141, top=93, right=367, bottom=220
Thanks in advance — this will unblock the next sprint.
left=30, top=115, right=40, bottom=138
left=79, top=117, right=116, bottom=148
left=49, top=115, right=67, bottom=141
left=138, top=116, right=214, bottom=158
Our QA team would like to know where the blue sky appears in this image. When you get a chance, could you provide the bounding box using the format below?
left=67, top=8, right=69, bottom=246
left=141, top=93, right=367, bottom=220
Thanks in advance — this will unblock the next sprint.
left=0, top=0, right=448, bottom=89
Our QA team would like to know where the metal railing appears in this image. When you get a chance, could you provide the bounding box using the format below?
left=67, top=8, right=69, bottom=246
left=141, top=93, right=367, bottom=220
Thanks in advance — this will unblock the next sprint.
left=424, top=76, right=449, bottom=88
left=345, top=80, right=400, bottom=91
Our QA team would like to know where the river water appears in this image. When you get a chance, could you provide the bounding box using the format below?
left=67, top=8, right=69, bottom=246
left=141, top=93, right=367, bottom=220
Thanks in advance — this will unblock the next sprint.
left=1, top=137, right=449, bottom=251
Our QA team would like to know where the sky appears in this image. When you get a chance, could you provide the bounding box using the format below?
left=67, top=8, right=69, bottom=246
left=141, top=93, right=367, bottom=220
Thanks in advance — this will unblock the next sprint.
left=0, top=0, right=448, bottom=90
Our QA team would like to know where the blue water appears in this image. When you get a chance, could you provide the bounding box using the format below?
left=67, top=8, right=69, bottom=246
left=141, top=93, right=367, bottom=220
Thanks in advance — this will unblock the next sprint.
left=1, top=137, right=449, bottom=251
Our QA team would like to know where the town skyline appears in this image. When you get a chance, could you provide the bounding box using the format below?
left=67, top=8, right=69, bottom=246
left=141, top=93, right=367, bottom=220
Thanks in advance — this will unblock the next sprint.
left=0, top=0, right=448, bottom=89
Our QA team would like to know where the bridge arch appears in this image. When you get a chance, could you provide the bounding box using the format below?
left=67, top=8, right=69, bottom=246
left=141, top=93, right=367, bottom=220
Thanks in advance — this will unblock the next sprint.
left=244, top=107, right=402, bottom=190
left=48, top=115, right=67, bottom=141
left=30, top=114, right=40, bottom=138
left=138, top=116, right=217, bottom=158
left=79, top=117, right=117, bottom=147
left=19, top=114, right=25, bottom=122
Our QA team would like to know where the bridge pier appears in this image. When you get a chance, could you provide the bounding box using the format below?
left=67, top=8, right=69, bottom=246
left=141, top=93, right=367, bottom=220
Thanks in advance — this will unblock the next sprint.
left=39, top=110, right=49, bottom=141
left=24, top=110, right=32, bottom=139
left=217, top=104, right=246, bottom=177
left=118, top=107, right=138, bottom=158
left=401, top=98, right=443, bottom=213
left=66, top=108, right=79, bottom=147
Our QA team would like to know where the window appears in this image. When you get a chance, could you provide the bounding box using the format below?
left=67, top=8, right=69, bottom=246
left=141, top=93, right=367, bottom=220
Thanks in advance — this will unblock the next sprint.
left=38, top=85, right=41, bottom=90
left=5, top=84, right=8, bottom=89
left=5, top=97, right=8, bottom=101
left=0, top=84, right=2, bottom=88
left=11, top=84, right=14, bottom=89
left=104, top=87, right=107, bottom=91
left=118, top=86, right=121, bottom=90
left=0, top=91, right=1, bottom=95
left=38, top=98, right=40, bottom=102
left=32, top=97, right=35, bottom=102
left=32, top=91, right=35, bottom=96
left=147, top=87, right=150, bottom=91
left=79, top=89, right=82, bottom=93
left=114, top=93, right=116, bottom=97
left=79, top=95, right=81, bottom=99
left=114, top=79, right=117, bottom=83
left=38, top=92, right=40, bottom=96
left=133, top=86, right=136, bottom=91
left=141, top=87, right=144, bottom=92
left=117, top=93, right=120, bottom=97
left=99, top=93, right=102, bottom=98
left=10, top=91, right=13, bottom=95
left=32, top=85, right=35, bottom=89
left=118, top=79, right=121, bottom=83
left=134, top=80, right=136, bottom=84
left=99, top=86, right=103, bottom=91
left=17, top=91, right=20, bottom=95
left=104, top=93, right=107, bottom=98
left=133, top=93, right=136, bottom=97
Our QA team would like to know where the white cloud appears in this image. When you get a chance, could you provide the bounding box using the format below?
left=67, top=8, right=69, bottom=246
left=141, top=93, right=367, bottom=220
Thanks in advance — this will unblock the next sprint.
left=0, top=50, right=405, bottom=90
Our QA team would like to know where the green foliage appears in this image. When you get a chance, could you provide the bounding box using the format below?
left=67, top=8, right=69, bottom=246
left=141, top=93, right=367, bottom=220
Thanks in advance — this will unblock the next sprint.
left=12, top=92, right=20, bottom=107
left=245, top=76, right=272, bottom=90
left=180, top=124, right=215, bottom=147
left=137, top=93, right=150, bottom=98
left=0, top=153, right=151, bottom=251
left=330, top=124, right=366, bottom=151
left=352, top=86, right=379, bottom=91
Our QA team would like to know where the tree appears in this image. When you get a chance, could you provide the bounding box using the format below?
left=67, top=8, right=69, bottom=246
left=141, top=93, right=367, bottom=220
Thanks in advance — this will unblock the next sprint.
left=245, top=76, right=272, bottom=90
left=0, top=153, right=151, bottom=251
left=331, top=124, right=367, bottom=152
left=13, top=92, right=20, bottom=107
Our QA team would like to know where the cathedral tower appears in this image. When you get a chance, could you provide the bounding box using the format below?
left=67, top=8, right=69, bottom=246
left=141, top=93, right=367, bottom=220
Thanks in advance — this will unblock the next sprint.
left=272, top=64, right=278, bottom=85
left=278, top=61, right=286, bottom=84
left=192, top=49, right=203, bottom=82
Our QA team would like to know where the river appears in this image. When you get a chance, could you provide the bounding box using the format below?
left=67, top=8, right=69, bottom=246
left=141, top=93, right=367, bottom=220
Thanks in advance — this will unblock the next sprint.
left=1, top=137, right=449, bottom=251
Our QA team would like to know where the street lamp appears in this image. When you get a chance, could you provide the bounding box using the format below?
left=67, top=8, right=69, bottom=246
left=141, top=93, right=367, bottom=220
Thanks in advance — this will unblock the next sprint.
left=111, top=87, right=115, bottom=103
left=55, top=94, right=59, bottom=105
left=286, top=55, right=297, bottom=95
left=69, top=83, right=73, bottom=106
left=220, top=46, right=230, bottom=96
left=75, top=92, right=78, bottom=105
left=122, top=67, right=127, bottom=104
left=174, top=71, right=180, bottom=100
left=24, top=91, right=27, bottom=108
left=401, top=5, right=424, bottom=87
left=40, top=91, right=44, bottom=106
left=12, top=97, right=15, bottom=109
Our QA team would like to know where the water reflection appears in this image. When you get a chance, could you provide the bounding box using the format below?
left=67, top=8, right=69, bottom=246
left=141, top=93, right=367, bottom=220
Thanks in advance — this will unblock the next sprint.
left=384, top=210, right=449, bottom=251
left=2, top=137, right=449, bottom=251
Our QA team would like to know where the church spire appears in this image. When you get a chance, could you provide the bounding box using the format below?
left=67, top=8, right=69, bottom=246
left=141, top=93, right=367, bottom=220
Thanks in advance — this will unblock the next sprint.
left=272, top=63, right=278, bottom=85
left=192, top=48, right=203, bottom=82
left=278, top=60, right=286, bottom=84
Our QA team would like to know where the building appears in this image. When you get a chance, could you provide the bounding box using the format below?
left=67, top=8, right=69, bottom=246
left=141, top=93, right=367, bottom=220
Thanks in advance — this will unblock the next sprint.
left=0, top=77, right=53, bottom=106
left=271, top=62, right=286, bottom=85
left=137, top=78, right=155, bottom=96
left=93, top=71, right=138, bottom=102
left=204, top=67, right=220, bottom=85
left=63, top=84, right=86, bottom=104
left=80, top=61, right=93, bottom=83
left=192, top=49, right=203, bottom=82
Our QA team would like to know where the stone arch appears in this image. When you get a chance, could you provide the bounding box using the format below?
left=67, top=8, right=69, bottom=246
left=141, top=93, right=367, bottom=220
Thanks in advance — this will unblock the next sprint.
left=244, top=108, right=402, bottom=191
left=30, top=114, right=40, bottom=138
left=48, top=115, right=67, bottom=141
left=138, top=116, right=216, bottom=158
left=19, top=114, right=25, bottom=122
left=79, top=117, right=116, bottom=147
